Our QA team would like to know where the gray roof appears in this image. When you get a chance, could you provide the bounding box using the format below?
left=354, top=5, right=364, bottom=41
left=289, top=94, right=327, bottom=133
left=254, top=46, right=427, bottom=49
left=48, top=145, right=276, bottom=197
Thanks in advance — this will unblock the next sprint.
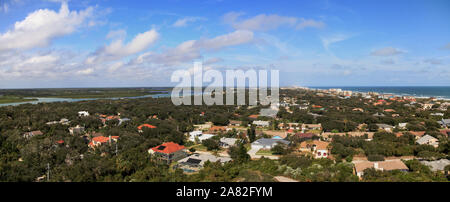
left=421, top=159, right=450, bottom=171
left=441, top=119, right=450, bottom=125
left=416, top=135, right=438, bottom=145
left=177, top=153, right=231, bottom=166
left=376, top=124, right=394, bottom=129
left=252, top=138, right=290, bottom=146
left=220, top=137, right=238, bottom=146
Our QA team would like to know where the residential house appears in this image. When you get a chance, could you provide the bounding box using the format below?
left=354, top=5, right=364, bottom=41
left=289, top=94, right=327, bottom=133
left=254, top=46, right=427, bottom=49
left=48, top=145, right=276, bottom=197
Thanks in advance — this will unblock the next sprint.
left=193, top=122, right=213, bottom=130
left=437, top=119, right=450, bottom=128
left=248, top=114, right=259, bottom=119
left=219, top=137, right=239, bottom=148
left=78, top=111, right=90, bottom=117
left=299, top=140, right=330, bottom=159
left=278, top=123, right=300, bottom=130
left=148, top=142, right=187, bottom=164
left=69, top=125, right=85, bottom=135
left=138, top=124, right=157, bottom=133
left=422, top=103, right=434, bottom=110
left=88, top=135, right=119, bottom=149
left=176, top=153, right=232, bottom=172
left=420, top=159, right=450, bottom=172
left=398, top=123, right=407, bottom=129
left=208, top=126, right=227, bottom=134
left=301, top=123, right=322, bottom=131
left=188, top=131, right=215, bottom=143
left=376, top=124, right=394, bottom=132
left=353, top=160, right=409, bottom=178
left=228, top=120, right=242, bottom=127
left=416, top=135, right=439, bottom=148
left=253, top=120, right=270, bottom=127
left=23, top=131, right=43, bottom=139
left=373, top=112, right=385, bottom=117
left=321, top=132, right=375, bottom=141
left=251, top=138, right=290, bottom=150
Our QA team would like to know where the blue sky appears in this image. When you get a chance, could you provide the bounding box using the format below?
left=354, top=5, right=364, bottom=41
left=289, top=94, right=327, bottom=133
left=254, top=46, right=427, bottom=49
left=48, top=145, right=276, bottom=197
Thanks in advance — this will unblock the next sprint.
left=0, top=0, right=449, bottom=88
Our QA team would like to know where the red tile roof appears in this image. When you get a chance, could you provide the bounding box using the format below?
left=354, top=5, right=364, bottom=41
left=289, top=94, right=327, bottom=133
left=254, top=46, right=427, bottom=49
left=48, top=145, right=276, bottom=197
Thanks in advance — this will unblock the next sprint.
left=138, top=124, right=157, bottom=130
left=56, top=140, right=64, bottom=144
left=150, top=142, right=185, bottom=154
left=92, top=136, right=119, bottom=143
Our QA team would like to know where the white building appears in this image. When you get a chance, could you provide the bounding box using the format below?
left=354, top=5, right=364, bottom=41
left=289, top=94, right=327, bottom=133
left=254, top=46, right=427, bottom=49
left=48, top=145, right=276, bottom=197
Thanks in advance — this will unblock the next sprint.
left=78, top=111, right=90, bottom=117
left=252, top=120, right=270, bottom=127
left=188, top=131, right=215, bottom=143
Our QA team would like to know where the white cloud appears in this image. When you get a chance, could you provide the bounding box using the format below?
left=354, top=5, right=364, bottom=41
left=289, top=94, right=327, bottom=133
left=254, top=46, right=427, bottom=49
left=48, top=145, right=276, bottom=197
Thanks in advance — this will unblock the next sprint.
left=134, top=30, right=253, bottom=66
left=173, top=17, right=206, bottom=27
left=321, top=34, right=352, bottom=50
left=87, top=28, right=159, bottom=64
left=106, top=29, right=127, bottom=40
left=296, top=18, right=325, bottom=29
left=0, top=2, right=94, bottom=51
left=424, top=58, right=442, bottom=65
left=76, top=68, right=94, bottom=75
left=371, top=47, right=404, bottom=56
left=223, top=12, right=325, bottom=31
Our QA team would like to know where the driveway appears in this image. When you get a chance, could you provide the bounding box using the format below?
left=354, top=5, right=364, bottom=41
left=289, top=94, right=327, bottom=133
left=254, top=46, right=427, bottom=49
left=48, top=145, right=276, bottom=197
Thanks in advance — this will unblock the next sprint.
left=248, top=147, right=279, bottom=160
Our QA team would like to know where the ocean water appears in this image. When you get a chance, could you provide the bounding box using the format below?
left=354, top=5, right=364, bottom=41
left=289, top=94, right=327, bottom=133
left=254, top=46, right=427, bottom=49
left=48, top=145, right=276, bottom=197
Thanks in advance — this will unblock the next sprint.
left=309, top=86, right=450, bottom=100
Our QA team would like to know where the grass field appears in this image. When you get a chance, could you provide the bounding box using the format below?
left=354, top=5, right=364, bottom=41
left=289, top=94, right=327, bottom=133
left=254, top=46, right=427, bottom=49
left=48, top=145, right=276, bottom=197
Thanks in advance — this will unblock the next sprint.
left=255, top=149, right=275, bottom=156
left=0, top=96, right=37, bottom=104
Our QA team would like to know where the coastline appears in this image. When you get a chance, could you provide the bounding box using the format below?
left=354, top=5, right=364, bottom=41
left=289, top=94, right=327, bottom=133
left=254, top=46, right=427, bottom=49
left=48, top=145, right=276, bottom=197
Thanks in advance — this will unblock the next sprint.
left=306, top=86, right=450, bottom=101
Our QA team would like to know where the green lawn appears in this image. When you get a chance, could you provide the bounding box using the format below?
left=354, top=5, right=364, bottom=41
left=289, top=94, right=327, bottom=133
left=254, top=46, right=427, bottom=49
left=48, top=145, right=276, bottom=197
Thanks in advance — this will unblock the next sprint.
left=255, top=149, right=275, bottom=156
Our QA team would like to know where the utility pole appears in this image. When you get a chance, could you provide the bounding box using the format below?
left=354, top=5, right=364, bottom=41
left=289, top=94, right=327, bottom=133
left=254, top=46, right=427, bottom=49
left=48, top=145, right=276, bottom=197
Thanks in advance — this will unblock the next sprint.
left=47, top=163, right=50, bottom=182
left=115, top=141, right=118, bottom=156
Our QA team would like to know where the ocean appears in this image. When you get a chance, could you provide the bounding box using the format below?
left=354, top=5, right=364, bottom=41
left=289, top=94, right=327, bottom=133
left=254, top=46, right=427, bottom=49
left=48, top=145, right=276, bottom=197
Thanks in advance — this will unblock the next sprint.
left=309, top=86, right=450, bottom=100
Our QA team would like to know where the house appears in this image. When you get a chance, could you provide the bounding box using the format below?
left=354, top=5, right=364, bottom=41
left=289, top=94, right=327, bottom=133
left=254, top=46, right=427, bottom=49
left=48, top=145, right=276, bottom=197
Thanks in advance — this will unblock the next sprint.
left=176, top=153, right=232, bottom=172
left=376, top=124, right=394, bottom=132
left=78, top=111, right=90, bottom=117
left=422, top=103, right=434, bottom=110
left=416, top=135, right=439, bottom=148
left=193, top=122, right=213, bottom=130
left=208, top=126, right=227, bottom=134
left=69, top=125, right=85, bottom=135
left=420, top=159, right=450, bottom=172
left=293, top=133, right=316, bottom=140
left=88, top=135, right=119, bottom=149
left=251, top=138, right=290, bottom=150
left=301, top=123, right=322, bottom=131
left=252, top=120, right=270, bottom=127
left=148, top=142, right=187, bottom=164
left=118, top=118, right=130, bottom=126
left=383, top=109, right=396, bottom=113
left=248, top=114, right=259, bottom=119
left=219, top=137, right=238, bottom=148
left=137, top=124, right=157, bottom=132
left=321, top=132, right=375, bottom=141
left=228, top=120, right=242, bottom=127
left=23, top=130, right=43, bottom=139
left=437, top=119, right=450, bottom=128
left=263, top=130, right=288, bottom=139
left=352, top=108, right=364, bottom=112
left=188, top=131, right=215, bottom=143
left=431, top=113, right=444, bottom=116
left=439, top=129, right=450, bottom=137
left=278, top=123, right=300, bottom=130
left=398, top=123, right=407, bottom=129
left=46, top=118, right=70, bottom=125
left=299, top=140, right=330, bottom=158
left=353, top=160, right=409, bottom=178
left=372, top=112, right=385, bottom=117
